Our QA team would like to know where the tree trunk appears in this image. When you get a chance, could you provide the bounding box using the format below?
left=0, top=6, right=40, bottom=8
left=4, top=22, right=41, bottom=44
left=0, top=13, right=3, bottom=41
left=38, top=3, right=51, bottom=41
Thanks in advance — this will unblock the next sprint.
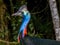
left=49, top=0, right=60, bottom=41
left=0, top=0, right=10, bottom=45
left=0, top=0, right=8, bottom=40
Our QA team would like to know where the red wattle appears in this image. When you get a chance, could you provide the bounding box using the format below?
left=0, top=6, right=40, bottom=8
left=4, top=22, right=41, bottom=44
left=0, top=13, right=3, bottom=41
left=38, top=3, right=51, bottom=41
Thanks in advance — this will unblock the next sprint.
left=24, top=27, right=27, bottom=36
left=18, top=36, right=20, bottom=43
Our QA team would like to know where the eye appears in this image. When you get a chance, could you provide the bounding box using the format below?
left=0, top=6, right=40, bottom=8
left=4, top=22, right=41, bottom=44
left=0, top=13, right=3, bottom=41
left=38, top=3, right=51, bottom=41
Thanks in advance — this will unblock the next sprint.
left=21, top=12, right=24, bottom=14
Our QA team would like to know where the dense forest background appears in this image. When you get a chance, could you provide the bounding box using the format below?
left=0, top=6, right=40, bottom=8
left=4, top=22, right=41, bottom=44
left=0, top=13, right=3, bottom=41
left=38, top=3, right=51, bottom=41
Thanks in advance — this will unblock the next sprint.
left=0, top=0, right=60, bottom=45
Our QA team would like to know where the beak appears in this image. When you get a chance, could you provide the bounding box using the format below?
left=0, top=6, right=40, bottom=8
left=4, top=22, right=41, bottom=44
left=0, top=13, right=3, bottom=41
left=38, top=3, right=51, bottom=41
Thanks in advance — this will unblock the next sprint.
left=12, top=12, right=22, bottom=16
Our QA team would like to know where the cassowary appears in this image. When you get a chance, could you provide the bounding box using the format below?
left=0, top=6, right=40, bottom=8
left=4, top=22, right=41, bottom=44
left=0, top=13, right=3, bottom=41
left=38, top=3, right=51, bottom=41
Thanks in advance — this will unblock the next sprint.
left=12, top=5, right=31, bottom=43
left=12, top=5, right=60, bottom=45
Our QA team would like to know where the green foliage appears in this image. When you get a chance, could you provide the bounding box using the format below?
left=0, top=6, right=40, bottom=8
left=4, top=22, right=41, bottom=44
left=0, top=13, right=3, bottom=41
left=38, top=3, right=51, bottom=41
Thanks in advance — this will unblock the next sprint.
left=0, top=40, right=20, bottom=45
